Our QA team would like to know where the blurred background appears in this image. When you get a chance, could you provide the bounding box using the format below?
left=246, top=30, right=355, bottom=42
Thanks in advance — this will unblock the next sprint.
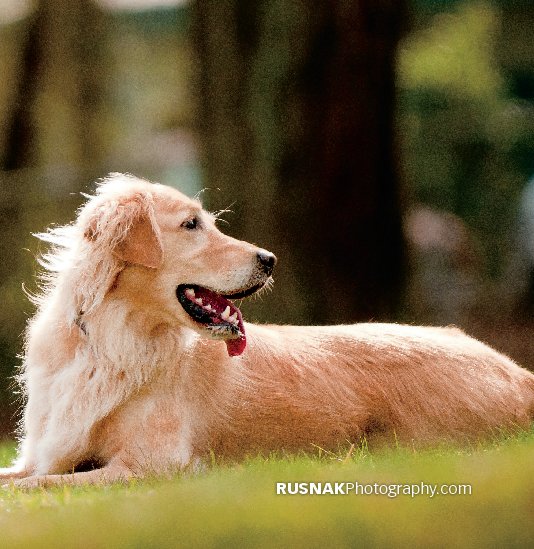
left=0, top=0, right=533, bottom=435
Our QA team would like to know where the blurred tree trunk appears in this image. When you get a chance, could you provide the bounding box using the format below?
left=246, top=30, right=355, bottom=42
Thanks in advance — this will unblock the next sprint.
left=2, top=0, right=109, bottom=173
left=0, top=0, right=109, bottom=436
left=192, top=0, right=406, bottom=324
left=2, top=7, right=44, bottom=170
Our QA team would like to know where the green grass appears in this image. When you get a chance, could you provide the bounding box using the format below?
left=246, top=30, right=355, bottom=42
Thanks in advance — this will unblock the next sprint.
left=0, top=432, right=533, bottom=548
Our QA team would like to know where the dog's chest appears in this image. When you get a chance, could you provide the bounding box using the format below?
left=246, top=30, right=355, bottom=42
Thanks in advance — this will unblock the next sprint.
left=94, top=377, right=191, bottom=468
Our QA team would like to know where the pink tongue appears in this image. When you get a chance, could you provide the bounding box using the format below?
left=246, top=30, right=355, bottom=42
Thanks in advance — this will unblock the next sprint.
left=193, top=287, right=247, bottom=357
left=226, top=334, right=246, bottom=357
left=225, top=307, right=246, bottom=357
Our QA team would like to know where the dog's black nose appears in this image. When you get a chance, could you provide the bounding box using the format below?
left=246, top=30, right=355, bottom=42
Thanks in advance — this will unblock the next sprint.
left=257, top=250, right=277, bottom=275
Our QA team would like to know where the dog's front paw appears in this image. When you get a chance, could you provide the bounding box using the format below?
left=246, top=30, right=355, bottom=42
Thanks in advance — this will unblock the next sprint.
left=0, top=467, right=29, bottom=484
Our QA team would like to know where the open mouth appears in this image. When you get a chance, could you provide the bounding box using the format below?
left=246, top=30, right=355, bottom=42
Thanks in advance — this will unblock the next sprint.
left=176, top=283, right=265, bottom=357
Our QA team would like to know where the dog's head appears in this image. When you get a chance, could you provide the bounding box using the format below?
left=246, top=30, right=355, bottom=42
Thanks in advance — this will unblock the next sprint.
left=75, top=173, right=276, bottom=356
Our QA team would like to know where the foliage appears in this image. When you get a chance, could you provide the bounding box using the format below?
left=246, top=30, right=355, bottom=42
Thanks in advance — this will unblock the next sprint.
left=398, top=1, right=534, bottom=277
left=0, top=431, right=532, bottom=547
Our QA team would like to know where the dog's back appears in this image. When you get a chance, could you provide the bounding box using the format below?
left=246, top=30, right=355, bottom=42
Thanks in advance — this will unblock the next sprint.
left=204, top=323, right=534, bottom=456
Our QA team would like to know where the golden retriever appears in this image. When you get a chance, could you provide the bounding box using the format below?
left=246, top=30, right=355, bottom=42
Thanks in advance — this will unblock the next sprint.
left=1, top=173, right=533, bottom=488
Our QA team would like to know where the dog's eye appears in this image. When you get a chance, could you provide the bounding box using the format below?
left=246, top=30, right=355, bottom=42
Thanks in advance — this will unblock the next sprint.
left=181, top=217, right=199, bottom=230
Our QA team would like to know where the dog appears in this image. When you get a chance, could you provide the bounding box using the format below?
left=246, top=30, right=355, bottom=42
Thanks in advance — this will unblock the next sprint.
left=1, top=173, right=533, bottom=488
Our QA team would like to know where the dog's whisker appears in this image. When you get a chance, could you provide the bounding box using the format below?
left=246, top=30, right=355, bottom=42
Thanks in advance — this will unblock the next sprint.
left=209, top=202, right=236, bottom=228
left=194, top=187, right=211, bottom=201
left=211, top=207, right=234, bottom=219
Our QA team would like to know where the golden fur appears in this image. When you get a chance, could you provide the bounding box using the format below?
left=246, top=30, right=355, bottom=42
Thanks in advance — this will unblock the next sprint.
left=1, top=173, right=533, bottom=488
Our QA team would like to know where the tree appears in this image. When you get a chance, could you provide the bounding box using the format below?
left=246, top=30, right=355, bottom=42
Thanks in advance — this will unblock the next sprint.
left=2, top=0, right=109, bottom=172
left=192, top=0, right=406, bottom=324
left=0, top=0, right=109, bottom=435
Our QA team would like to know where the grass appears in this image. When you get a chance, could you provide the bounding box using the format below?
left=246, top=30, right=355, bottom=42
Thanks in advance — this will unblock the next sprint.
left=0, top=432, right=533, bottom=548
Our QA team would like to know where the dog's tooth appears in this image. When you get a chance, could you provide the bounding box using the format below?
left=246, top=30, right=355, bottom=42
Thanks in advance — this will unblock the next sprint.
left=228, top=312, right=238, bottom=323
left=185, top=288, right=195, bottom=299
left=195, top=298, right=203, bottom=305
left=204, top=304, right=212, bottom=311
left=221, top=306, right=231, bottom=320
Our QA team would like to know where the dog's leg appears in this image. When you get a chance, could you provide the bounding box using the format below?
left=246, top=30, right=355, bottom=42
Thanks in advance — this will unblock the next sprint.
left=7, top=463, right=134, bottom=490
left=0, top=467, right=31, bottom=482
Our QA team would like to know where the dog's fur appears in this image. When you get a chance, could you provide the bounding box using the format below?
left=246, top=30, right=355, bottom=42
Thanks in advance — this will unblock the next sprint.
left=1, top=173, right=533, bottom=488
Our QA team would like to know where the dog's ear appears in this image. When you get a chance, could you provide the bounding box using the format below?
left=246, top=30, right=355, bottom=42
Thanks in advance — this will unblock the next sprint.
left=84, top=193, right=163, bottom=269
left=114, top=215, right=163, bottom=268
